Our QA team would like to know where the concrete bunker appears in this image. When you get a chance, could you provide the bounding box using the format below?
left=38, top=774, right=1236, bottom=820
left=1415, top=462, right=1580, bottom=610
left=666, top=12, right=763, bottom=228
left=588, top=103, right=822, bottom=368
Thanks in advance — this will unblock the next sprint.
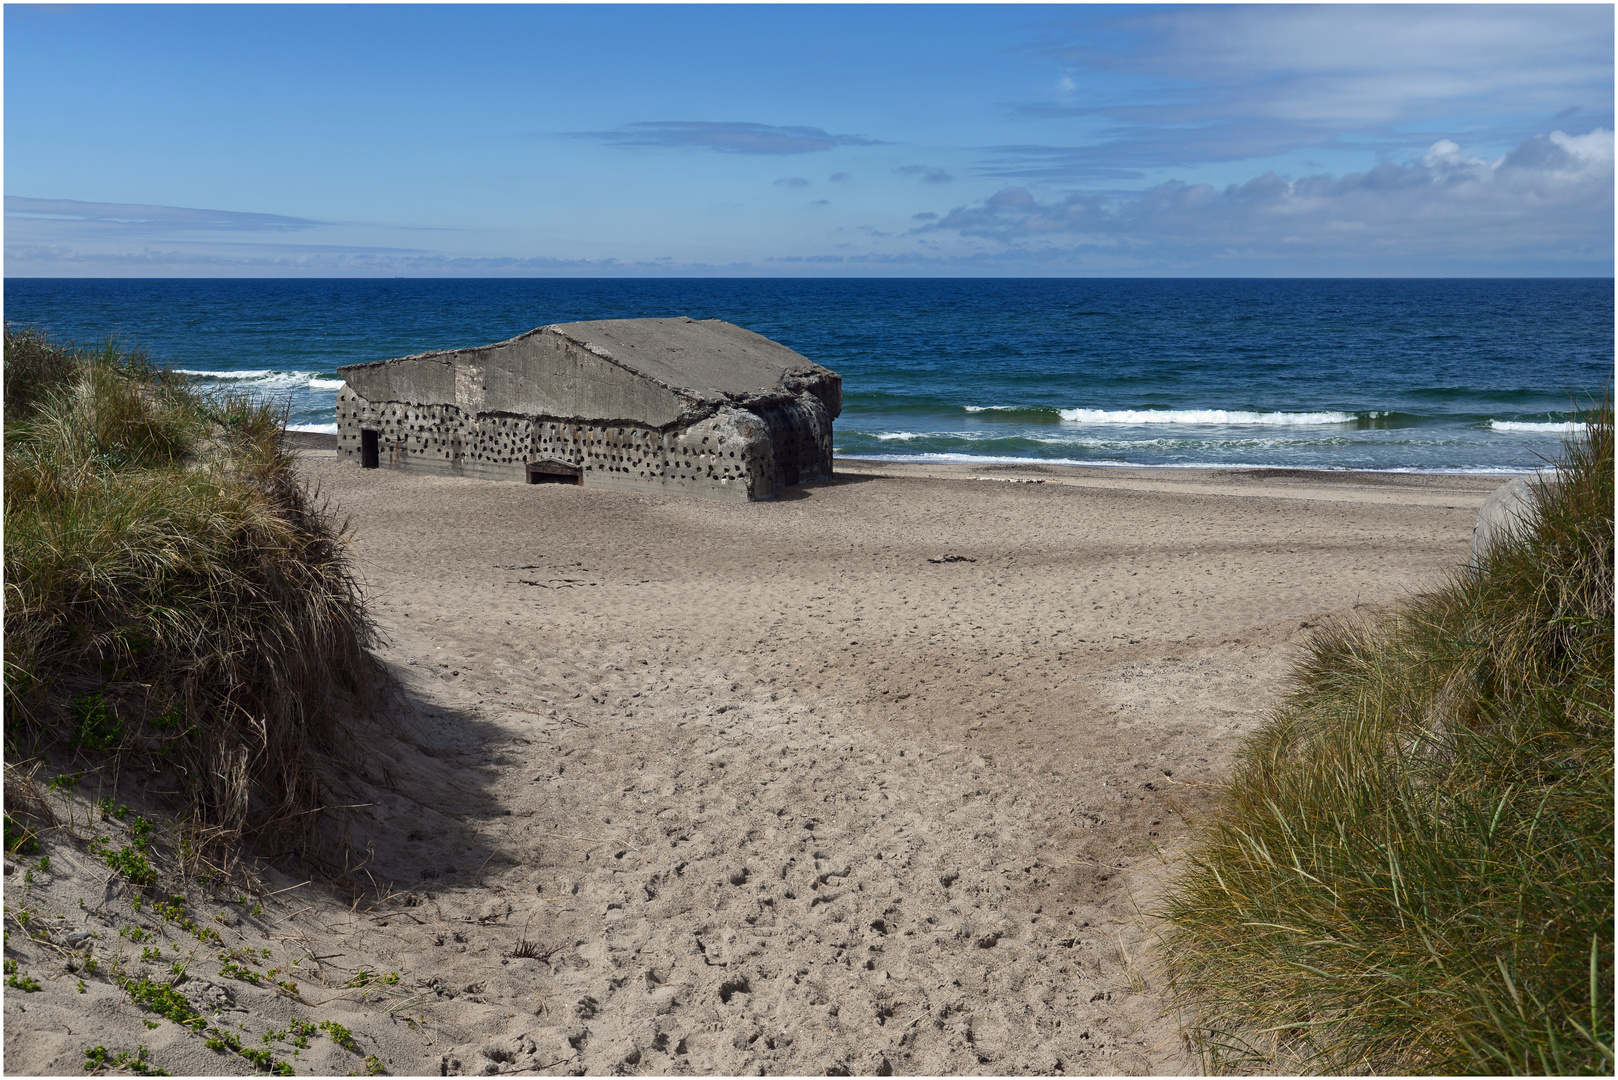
left=335, top=317, right=840, bottom=502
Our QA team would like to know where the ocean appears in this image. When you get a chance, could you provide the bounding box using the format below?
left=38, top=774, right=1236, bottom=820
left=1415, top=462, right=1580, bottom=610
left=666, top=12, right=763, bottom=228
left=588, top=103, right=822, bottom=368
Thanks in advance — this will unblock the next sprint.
left=4, top=278, right=1610, bottom=473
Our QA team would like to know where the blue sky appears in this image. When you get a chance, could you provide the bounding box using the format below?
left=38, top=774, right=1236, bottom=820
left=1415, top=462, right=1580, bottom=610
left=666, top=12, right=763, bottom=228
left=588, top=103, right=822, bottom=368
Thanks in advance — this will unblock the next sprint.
left=5, top=4, right=1613, bottom=277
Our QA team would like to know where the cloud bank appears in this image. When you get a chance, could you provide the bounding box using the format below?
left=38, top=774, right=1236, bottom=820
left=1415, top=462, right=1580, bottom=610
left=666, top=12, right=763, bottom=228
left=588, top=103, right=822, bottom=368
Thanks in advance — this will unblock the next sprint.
left=921, top=130, right=1613, bottom=269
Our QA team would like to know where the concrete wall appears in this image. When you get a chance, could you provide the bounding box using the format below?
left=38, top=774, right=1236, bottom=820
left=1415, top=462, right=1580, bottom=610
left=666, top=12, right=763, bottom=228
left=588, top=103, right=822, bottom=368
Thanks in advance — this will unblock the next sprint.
left=336, top=388, right=832, bottom=501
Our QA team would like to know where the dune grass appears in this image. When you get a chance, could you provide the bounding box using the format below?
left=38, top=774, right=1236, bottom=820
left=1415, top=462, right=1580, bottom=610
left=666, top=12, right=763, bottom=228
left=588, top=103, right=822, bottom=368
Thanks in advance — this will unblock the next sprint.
left=4, top=325, right=392, bottom=858
left=1160, top=405, right=1613, bottom=1074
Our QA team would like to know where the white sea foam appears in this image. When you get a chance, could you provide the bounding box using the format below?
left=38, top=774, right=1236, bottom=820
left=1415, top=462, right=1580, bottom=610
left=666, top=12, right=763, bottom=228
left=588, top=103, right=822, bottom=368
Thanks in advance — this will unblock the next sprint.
left=1057, top=407, right=1360, bottom=426
left=174, top=368, right=282, bottom=380
left=873, top=431, right=925, bottom=441
left=175, top=368, right=336, bottom=392
left=1490, top=420, right=1584, bottom=433
left=835, top=451, right=1533, bottom=476
left=287, top=423, right=339, bottom=434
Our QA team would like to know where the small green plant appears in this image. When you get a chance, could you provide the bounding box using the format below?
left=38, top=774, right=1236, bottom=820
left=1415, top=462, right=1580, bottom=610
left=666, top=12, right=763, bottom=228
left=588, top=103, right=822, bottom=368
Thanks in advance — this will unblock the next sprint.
left=319, top=1019, right=357, bottom=1052
left=4, top=813, right=40, bottom=856
left=249, top=903, right=263, bottom=918
left=83, top=1044, right=168, bottom=1076
left=48, top=772, right=81, bottom=793
left=120, top=975, right=207, bottom=1031
left=237, top=1046, right=274, bottom=1068
left=220, top=962, right=260, bottom=984
left=272, top=1062, right=295, bottom=1076
left=204, top=1031, right=242, bottom=1053
left=345, top=969, right=372, bottom=988
left=78, top=978, right=88, bottom=993
left=89, top=836, right=155, bottom=886
left=7, top=972, right=43, bottom=992
left=288, top=1019, right=318, bottom=1038
left=380, top=971, right=400, bottom=986
left=129, top=816, right=155, bottom=848
left=140, top=946, right=161, bottom=963
left=276, top=979, right=299, bottom=996
left=69, top=691, right=124, bottom=751
left=35, top=855, right=50, bottom=873
left=121, top=924, right=154, bottom=944
left=362, top=1055, right=386, bottom=1075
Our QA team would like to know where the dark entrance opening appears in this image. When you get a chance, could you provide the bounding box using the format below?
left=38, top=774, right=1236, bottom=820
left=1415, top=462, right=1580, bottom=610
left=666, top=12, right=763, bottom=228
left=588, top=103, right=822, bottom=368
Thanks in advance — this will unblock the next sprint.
left=527, top=460, right=583, bottom=486
left=360, top=429, right=380, bottom=469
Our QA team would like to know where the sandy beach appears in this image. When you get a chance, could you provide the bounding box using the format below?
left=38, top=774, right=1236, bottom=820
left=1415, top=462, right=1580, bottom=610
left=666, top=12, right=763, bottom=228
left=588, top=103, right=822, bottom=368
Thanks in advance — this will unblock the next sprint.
left=4, top=447, right=1508, bottom=1076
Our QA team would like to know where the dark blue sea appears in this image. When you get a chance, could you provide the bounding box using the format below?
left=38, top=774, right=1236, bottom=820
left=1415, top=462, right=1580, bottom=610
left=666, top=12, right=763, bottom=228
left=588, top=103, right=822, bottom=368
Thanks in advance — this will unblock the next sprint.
left=4, top=278, right=1610, bottom=473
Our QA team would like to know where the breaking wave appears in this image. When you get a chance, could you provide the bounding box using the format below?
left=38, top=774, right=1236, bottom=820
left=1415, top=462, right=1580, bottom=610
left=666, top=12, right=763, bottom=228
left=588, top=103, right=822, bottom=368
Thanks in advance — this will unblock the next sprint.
left=1057, top=408, right=1364, bottom=426
left=962, top=405, right=1062, bottom=420
left=175, top=369, right=344, bottom=391
left=1491, top=419, right=1585, bottom=433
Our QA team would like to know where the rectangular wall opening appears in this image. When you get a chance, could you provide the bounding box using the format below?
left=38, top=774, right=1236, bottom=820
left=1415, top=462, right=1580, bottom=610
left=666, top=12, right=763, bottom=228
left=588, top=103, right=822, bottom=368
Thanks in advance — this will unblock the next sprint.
left=360, top=429, right=380, bottom=469
left=527, top=460, right=582, bottom=486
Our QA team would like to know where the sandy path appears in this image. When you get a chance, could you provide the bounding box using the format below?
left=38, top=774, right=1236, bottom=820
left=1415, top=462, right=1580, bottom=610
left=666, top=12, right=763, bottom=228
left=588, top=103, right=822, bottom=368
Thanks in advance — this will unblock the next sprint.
left=307, top=456, right=1498, bottom=1076
left=4, top=454, right=1503, bottom=1076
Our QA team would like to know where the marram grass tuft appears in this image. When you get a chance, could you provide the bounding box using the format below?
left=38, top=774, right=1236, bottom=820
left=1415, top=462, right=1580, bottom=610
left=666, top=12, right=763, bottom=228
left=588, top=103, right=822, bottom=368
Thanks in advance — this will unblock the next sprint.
left=1160, top=403, right=1613, bottom=1074
left=3, top=326, right=394, bottom=858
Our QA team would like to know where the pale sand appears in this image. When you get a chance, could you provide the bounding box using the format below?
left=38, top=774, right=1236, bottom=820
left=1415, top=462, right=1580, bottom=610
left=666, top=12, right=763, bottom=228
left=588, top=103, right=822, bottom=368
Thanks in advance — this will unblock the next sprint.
left=3, top=452, right=1507, bottom=1076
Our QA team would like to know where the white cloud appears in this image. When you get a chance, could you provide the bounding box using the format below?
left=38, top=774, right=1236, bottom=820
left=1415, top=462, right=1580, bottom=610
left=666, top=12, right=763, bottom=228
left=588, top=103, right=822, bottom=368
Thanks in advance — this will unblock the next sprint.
left=5, top=196, right=323, bottom=231
left=922, top=130, right=1614, bottom=271
left=1012, top=7, right=1613, bottom=176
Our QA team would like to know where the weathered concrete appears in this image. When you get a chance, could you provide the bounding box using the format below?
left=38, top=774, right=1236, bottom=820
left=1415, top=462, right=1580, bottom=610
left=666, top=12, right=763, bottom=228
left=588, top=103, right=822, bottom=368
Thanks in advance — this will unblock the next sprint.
left=336, top=318, right=840, bottom=501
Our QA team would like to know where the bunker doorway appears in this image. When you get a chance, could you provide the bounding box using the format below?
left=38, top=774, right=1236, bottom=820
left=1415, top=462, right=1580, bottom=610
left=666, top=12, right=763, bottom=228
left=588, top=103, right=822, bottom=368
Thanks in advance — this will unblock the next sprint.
left=360, top=429, right=380, bottom=469
left=527, top=460, right=583, bottom=486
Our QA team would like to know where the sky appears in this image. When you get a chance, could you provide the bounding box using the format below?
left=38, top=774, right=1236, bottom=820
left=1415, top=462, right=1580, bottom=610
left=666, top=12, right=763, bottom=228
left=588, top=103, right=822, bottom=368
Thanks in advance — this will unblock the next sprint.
left=4, top=3, right=1613, bottom=277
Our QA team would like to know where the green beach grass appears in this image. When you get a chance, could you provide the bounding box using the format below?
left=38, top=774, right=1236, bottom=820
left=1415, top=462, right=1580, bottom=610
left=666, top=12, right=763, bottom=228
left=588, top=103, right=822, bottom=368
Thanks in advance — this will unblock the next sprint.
left=3, top=326, right=392, bottom=858
left=1160, top=406, right=1614, bottom=1073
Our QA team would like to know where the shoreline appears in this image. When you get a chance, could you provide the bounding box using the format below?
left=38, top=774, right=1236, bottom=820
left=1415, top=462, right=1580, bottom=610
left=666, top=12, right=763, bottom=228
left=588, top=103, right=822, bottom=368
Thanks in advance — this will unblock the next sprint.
left=283, top=429, right=1522, bottom=484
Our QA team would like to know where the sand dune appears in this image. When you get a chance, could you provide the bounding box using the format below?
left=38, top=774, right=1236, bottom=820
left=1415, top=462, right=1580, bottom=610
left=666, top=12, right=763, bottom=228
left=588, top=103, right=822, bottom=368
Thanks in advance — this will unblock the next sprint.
left=3, top=451, right=1504, bottom=1076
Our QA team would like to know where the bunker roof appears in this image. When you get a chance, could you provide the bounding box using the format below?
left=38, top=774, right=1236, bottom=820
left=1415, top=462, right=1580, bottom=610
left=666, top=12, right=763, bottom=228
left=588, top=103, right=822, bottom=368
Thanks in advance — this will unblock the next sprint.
left=337, top=316, right=840, bottom=430
left=546, top=317, right=821, bottom=401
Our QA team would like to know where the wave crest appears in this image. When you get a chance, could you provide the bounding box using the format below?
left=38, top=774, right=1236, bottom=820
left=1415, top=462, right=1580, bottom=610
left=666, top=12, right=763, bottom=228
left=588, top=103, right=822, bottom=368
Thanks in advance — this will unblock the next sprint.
left=1058, top=408, right=1361, bottom=426
left=175, top=369, right=345, bottom=391
left=1490, top=419, right=1584, bottom=433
